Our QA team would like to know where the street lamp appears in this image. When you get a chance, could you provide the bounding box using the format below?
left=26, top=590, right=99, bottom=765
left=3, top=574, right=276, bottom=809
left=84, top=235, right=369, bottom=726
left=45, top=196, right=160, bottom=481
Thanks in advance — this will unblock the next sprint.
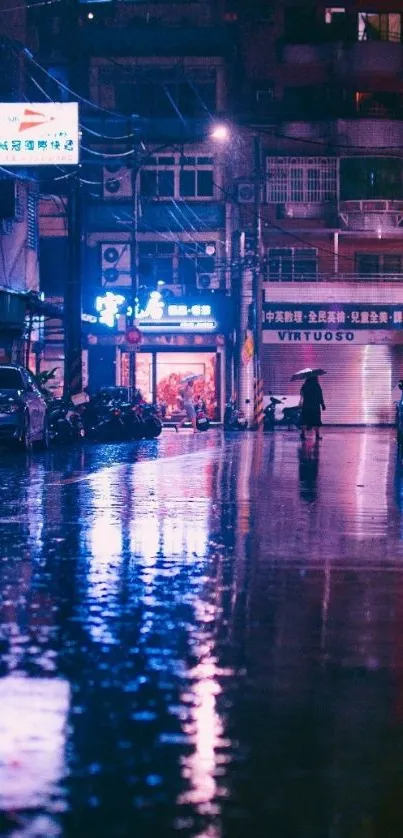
left=210, top=121, right=263, bottom=428
left=210, top=122, right=231, bottom=143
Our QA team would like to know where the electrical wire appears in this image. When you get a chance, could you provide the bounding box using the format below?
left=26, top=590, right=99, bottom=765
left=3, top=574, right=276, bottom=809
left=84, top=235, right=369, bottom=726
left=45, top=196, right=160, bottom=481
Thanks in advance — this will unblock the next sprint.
left=22, top=47, right=135, bottom=121
left=0, top=0, right=61, bottom=13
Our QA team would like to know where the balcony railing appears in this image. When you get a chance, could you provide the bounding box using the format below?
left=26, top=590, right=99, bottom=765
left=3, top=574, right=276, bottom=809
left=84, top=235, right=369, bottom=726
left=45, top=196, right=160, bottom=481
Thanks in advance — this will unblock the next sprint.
left=263, top=272, right=403, bottom=283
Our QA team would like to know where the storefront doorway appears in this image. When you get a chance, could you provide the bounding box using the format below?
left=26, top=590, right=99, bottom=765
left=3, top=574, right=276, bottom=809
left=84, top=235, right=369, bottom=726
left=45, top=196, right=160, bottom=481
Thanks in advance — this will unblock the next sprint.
left=120, top=349, right=220, bottom=419
left=262, top=343, right=403, bottom=424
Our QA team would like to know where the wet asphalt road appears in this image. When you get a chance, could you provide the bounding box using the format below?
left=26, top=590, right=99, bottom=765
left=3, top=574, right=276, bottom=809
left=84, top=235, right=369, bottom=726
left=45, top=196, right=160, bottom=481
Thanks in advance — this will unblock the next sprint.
left=1, top=428, right=403, bottom=838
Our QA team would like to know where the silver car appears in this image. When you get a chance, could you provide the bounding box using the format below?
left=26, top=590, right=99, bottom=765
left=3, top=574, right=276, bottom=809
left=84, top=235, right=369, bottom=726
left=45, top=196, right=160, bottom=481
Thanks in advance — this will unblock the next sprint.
left=0, top=365, right=49, bottom=450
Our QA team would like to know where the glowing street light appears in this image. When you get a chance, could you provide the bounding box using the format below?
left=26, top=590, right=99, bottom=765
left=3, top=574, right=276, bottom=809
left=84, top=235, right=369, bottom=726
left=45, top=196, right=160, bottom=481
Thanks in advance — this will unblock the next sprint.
left=210, top=122, right=230, bottom=143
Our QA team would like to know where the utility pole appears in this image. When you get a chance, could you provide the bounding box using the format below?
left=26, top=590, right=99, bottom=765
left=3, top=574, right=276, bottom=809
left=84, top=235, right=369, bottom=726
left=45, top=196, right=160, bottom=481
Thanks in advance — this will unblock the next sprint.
left=252, top=134, right=264, bottom=430
left=237, top=132, right=263, bottom=429
left=64, top=173, right=82, bottom=397
left=128, top=117, right=139, bottom=398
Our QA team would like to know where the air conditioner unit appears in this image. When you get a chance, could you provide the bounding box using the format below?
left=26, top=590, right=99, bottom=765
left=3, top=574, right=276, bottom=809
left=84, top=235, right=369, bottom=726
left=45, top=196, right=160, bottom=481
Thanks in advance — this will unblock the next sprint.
left=102, top=164, right=132, bottom=199
left=158, top=284, right=184, bottom=297
left=101, top=243, right=131, bottom=287
left=237, top=182, right=255, bottom=204
left=197, top=273, right=220, bottom=290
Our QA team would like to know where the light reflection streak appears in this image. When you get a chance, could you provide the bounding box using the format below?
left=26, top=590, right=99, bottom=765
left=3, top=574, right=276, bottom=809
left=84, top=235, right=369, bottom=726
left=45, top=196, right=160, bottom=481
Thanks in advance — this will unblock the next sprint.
left=85, top=470, right=123, bottom=644
left=0, top=676, right=69, bottom=813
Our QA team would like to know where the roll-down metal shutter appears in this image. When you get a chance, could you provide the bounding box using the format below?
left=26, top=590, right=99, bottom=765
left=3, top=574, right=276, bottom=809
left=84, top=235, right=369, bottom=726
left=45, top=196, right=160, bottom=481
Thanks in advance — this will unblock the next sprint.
left=261, top=344, right=403, bottom=424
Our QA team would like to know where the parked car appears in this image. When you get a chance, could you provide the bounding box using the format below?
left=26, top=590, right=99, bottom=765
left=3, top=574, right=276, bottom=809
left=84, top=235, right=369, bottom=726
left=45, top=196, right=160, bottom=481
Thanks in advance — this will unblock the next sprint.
left=0, top=365, right=49, bottom=450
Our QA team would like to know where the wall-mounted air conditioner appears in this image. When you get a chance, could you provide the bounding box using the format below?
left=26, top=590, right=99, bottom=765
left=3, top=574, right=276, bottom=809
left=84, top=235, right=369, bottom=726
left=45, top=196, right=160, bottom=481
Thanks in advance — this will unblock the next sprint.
left=101, top=243, right=131, bottom=286
left=196, top=273, right=220, bottom=290
left=102, top=164, right=132, bottom=199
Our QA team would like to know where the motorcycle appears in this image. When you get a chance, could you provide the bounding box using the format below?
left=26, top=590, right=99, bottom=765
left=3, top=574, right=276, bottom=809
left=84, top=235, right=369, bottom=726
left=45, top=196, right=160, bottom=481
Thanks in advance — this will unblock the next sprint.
left=81, top=392, right=128, bottom=441
left=224, top=399, right=248, bottom=431
left=47, top=398, right=85, bottom=445
left=141, top=403, right=163, bottom=439
left=263, top=395, right=301, bottom=431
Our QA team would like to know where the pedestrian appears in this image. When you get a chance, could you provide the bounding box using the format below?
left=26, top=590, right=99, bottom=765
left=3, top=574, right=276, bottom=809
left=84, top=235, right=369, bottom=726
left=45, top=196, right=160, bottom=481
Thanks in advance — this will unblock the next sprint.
left=300, top=375, right=326, bottom=442
left=176, top=378, right=197, bottom=433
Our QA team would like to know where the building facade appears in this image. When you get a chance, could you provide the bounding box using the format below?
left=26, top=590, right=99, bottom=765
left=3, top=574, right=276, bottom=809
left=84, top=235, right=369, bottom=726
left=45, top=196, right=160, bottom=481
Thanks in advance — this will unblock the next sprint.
left=232, top=0, right=403, bottom=424
left=34, top=0, right=235, bottom=416
left=0, top=20, right=41, bottom=366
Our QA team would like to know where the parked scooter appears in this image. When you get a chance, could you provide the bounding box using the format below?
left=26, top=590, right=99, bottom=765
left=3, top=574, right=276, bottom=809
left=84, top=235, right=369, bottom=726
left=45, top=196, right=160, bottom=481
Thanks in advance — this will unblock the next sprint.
left=224, top=399, right=248, bottom=431
left=81, top=390, right=128, bottom=441
left=47, top=398, right=85, bottom=444
left=263, top=394, right=301, bottom=431
left=195, top=398, right=210, bottom=432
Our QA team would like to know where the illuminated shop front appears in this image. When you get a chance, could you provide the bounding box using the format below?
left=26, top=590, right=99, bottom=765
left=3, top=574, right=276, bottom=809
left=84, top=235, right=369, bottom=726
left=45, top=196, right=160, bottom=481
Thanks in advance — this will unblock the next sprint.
left=86, top=293, right=233, bottom=421
left=262, top=301, right=403, bottom=425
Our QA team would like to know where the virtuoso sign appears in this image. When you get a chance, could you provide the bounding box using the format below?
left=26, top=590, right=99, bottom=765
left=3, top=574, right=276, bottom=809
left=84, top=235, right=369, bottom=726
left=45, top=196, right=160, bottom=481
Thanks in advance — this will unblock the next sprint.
left=0, top=103, right=79, bottom=166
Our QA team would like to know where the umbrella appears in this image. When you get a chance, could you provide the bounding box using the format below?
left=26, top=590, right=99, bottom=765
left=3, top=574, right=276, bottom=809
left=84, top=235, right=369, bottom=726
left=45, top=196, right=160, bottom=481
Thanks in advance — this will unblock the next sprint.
left=291, top=367, right=327, bottom=382
left=179, top=374, right=202, bottom=385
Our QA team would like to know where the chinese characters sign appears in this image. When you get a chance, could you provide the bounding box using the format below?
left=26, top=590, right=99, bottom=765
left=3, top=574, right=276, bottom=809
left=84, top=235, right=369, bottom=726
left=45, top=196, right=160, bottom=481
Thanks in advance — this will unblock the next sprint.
left=263, top=304, right=403, bottom=329
left=0, top=103, right=79, bottom=166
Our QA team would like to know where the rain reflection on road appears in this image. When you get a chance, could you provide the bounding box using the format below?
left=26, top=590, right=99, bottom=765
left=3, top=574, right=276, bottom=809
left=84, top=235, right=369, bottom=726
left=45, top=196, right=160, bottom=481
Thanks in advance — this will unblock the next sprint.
left=1, top=429, right=403, bottom=837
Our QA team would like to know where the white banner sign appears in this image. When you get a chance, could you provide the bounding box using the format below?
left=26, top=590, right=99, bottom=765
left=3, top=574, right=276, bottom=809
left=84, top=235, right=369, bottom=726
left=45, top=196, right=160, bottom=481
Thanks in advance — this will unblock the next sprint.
left=0, top=103, right=79, bottom=166
left=263, top=329, right=403, bottom=345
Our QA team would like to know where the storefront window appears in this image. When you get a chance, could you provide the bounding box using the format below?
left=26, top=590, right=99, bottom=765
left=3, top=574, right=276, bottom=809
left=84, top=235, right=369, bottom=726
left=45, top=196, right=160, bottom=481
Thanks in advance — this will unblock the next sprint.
left=120, top=352, right=153, bottom=402
left=120, top=350, right=219, bottom=419
left=156, top=352, right=218, bottom=419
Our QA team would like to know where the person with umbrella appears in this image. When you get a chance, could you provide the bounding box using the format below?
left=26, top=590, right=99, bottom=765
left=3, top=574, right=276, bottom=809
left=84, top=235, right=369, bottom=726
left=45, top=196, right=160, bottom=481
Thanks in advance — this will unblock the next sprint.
left=176, top=375, right=199, bottom=433
left=292, top=368, right=326, bottom=442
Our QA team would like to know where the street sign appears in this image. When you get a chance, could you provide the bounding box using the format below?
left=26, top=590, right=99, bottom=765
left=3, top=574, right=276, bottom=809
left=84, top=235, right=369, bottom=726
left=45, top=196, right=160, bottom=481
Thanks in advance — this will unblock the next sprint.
left=0, top=103, right=79, bottom=166
left=125, top=326, right=142, bottom=346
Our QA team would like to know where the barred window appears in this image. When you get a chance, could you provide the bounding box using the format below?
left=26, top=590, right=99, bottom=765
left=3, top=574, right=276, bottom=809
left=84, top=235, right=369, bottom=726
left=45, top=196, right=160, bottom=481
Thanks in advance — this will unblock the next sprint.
left=15, top=184, right=25, bottom=222
left=27, top=193, right=38, bottom=250
left=266, top=157, right=337, bottom=203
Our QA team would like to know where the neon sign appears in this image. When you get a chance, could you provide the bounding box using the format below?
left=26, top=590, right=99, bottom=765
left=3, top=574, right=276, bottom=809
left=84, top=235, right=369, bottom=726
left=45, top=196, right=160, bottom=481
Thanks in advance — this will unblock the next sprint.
left=95, top=292, right=128, bottom=328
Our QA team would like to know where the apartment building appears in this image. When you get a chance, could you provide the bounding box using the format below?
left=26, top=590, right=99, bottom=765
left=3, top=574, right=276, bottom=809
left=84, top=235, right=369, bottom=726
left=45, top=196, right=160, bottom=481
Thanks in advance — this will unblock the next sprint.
left=33, top=0, right=234, bottom=416
left=0, top=17, right=41, bottom=366
left=233, top=0, right=403, bottom=424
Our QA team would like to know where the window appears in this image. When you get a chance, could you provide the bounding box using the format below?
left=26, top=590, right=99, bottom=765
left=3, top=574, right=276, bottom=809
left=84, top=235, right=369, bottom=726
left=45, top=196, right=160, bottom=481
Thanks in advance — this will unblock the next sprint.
left=138, top=241, right=175, bottom=286
left=355, top=91, right=403, bottom=118
left=325, top=7, right=346, bottom=25
left=267, top=158, right=337, bottom=203
left=140, top=154, right=214, bottom=201
left=340, top=158, right=403, bottom=200
left=138, top=240, right=217, bottom=288
left=266, top=247, right=318, bottom=281
left=27, top=193, right=38, bottom=250
left=356, top=253, right=403, bottom=275
left=283, top=86, right=335, bottom=119
left=106, top=67, right=216, bottom=119
left=178, top=242, right=216, bottom=286
left=140, top=157, right=175, bottom=199
left=0, top=367, right=24, bottom=389
left=358, top=12, right=401, bottom=42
